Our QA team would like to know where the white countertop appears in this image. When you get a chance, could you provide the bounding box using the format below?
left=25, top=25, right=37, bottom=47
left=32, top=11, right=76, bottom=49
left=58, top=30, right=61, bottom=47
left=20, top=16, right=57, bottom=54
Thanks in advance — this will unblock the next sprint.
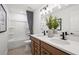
left=31, top=34, right=79, bottom=55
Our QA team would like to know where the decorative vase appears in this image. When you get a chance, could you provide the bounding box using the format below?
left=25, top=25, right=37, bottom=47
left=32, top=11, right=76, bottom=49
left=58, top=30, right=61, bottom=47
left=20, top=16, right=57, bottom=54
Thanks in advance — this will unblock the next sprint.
left=53, top=29, right=57, bottom=34
left=48, top=29, right=54, bottom=37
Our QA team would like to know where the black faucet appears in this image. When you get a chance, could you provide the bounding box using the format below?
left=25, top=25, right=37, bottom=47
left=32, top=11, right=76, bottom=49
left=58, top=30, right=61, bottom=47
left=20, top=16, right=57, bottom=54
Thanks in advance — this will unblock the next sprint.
left=61, top=32, right=66, bottom=40
left=42, top=30, right=46, bottom=36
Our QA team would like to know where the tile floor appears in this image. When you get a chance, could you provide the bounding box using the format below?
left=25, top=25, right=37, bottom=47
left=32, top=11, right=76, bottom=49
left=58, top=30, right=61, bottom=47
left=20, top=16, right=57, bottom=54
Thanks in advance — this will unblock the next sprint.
left=8, top=45, right=32, bottom=55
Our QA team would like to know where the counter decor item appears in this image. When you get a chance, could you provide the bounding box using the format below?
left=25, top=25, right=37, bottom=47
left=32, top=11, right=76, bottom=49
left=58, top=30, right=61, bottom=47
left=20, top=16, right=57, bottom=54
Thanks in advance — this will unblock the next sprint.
left=52, top=16, right=59, bottom=34
left=46, top=16, right=59, bottom=37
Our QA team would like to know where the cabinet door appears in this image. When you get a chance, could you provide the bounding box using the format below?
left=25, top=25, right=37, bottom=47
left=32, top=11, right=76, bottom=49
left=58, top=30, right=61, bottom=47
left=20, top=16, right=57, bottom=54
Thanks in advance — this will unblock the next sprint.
left=34, top=43, right=40, bottom=55
left=31, top=37, right=41, bottom=55
left=34, top=48, right=40, bottom=55
left=41, top=48, right=51, bottom=55
left=31, top=40, right=35, bottom=55
left=41, top=41, right=69, bottom=55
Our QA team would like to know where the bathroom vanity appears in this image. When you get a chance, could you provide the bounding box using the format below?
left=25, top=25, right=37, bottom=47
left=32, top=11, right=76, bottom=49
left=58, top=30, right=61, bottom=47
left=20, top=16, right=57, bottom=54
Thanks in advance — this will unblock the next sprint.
left=31, top=34, right=79, bottom=55
left=31, top=36, right=69, bottom=55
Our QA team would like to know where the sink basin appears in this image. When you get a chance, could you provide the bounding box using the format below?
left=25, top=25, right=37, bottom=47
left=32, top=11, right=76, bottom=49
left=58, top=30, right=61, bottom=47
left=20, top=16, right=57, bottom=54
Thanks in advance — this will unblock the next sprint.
left=66, top=35, right=79, bottom=42
left=48, top=37, right=70, bottom=45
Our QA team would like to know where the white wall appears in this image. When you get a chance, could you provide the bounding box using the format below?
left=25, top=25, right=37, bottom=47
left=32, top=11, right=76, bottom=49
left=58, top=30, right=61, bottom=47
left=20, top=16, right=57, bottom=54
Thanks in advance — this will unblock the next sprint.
left=33, top=5, right=79, bottom=34
left=52, top=5, right=79, bottom=32
left=0, top=5, right=8, bottom=55
left=52, top=5, right=71, bottom=32
left=33, top=5, right=48, bottom=34
left=33, top=9, right=42, bottom=34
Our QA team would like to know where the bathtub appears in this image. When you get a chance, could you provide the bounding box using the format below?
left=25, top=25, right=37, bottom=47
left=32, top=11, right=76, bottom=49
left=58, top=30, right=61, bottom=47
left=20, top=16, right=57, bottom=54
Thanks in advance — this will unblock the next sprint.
left=8, top=38, right=30, bottom=49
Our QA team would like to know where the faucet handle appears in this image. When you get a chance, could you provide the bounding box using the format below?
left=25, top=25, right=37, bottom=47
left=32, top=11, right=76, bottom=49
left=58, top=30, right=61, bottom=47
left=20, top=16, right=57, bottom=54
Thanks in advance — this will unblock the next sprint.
left=60, top=32, right=64, bottom=36
left=46, top=30, right=48, bottom=33
left=42, top=30, right=46, bottom=35
left=65, top=32, right=69, bottom=35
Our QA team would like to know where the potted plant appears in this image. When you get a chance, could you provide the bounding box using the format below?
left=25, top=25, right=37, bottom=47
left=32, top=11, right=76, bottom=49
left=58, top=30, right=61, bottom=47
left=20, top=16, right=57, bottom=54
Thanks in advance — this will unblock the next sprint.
left=46, top=16, right=59, bottom=37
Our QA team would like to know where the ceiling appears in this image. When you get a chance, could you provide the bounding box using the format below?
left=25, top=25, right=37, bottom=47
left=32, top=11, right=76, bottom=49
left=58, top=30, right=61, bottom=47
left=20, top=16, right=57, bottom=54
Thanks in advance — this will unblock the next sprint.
left=6, top=4, right=45, bottom=11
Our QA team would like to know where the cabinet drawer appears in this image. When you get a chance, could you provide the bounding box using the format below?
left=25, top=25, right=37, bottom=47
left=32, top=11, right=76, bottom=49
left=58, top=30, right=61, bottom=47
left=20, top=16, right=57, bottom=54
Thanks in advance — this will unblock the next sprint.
left=41, top=41, right=69, bottom=55
left=31, top=37, right=40, bottom=44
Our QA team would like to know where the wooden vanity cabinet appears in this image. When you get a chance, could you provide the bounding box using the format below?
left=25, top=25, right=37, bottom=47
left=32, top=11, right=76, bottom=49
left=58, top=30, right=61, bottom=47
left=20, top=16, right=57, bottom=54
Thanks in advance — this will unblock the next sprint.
left=31, top=37, right=41, bottom=55
left=31, top=36, right=69, bottom=55
left=41, top=41, right=69, bottom=55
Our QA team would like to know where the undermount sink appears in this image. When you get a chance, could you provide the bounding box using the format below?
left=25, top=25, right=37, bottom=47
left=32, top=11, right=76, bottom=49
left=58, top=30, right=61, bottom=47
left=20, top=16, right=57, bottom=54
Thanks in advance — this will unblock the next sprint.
left=66, top=35, right=79, bottom=42
left=48, top=37, right=70, bottom=45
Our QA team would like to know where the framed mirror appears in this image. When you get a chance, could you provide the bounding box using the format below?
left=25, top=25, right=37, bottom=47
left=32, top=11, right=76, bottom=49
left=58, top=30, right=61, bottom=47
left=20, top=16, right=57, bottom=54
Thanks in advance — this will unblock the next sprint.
left=57, top=18, right=62, bottom=31
left=0, top=4, right=7, bottom=33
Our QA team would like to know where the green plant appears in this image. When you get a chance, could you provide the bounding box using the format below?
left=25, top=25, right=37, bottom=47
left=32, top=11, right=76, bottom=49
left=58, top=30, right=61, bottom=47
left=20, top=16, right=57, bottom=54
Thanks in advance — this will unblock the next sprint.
left=46, top=16, right=59, bottom=29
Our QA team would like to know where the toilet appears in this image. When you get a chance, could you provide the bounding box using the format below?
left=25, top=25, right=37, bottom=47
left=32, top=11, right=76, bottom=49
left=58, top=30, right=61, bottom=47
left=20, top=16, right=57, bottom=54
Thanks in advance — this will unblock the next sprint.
left=24, top=40, right=31, bottom=50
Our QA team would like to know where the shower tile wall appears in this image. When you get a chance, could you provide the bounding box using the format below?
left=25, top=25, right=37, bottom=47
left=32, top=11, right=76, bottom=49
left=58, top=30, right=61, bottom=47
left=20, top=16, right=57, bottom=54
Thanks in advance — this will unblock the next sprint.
left=8, top=12, right=30, bottom=41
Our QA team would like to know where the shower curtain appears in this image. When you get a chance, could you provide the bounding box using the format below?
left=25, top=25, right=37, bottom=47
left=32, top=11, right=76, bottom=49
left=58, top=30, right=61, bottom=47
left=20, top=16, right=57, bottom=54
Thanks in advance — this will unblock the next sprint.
left=26, top=11, right=33, bottom=34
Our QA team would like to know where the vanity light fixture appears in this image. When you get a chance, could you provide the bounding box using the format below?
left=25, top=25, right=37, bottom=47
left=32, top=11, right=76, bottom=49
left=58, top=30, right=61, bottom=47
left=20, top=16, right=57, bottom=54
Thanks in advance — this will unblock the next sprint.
left=40, top=5, right=48, bottom=15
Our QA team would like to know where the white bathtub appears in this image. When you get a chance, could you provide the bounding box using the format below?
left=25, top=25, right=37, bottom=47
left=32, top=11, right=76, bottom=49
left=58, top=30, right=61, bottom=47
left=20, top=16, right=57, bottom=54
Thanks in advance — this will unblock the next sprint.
left=8, top=38, right=30, bottom=49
